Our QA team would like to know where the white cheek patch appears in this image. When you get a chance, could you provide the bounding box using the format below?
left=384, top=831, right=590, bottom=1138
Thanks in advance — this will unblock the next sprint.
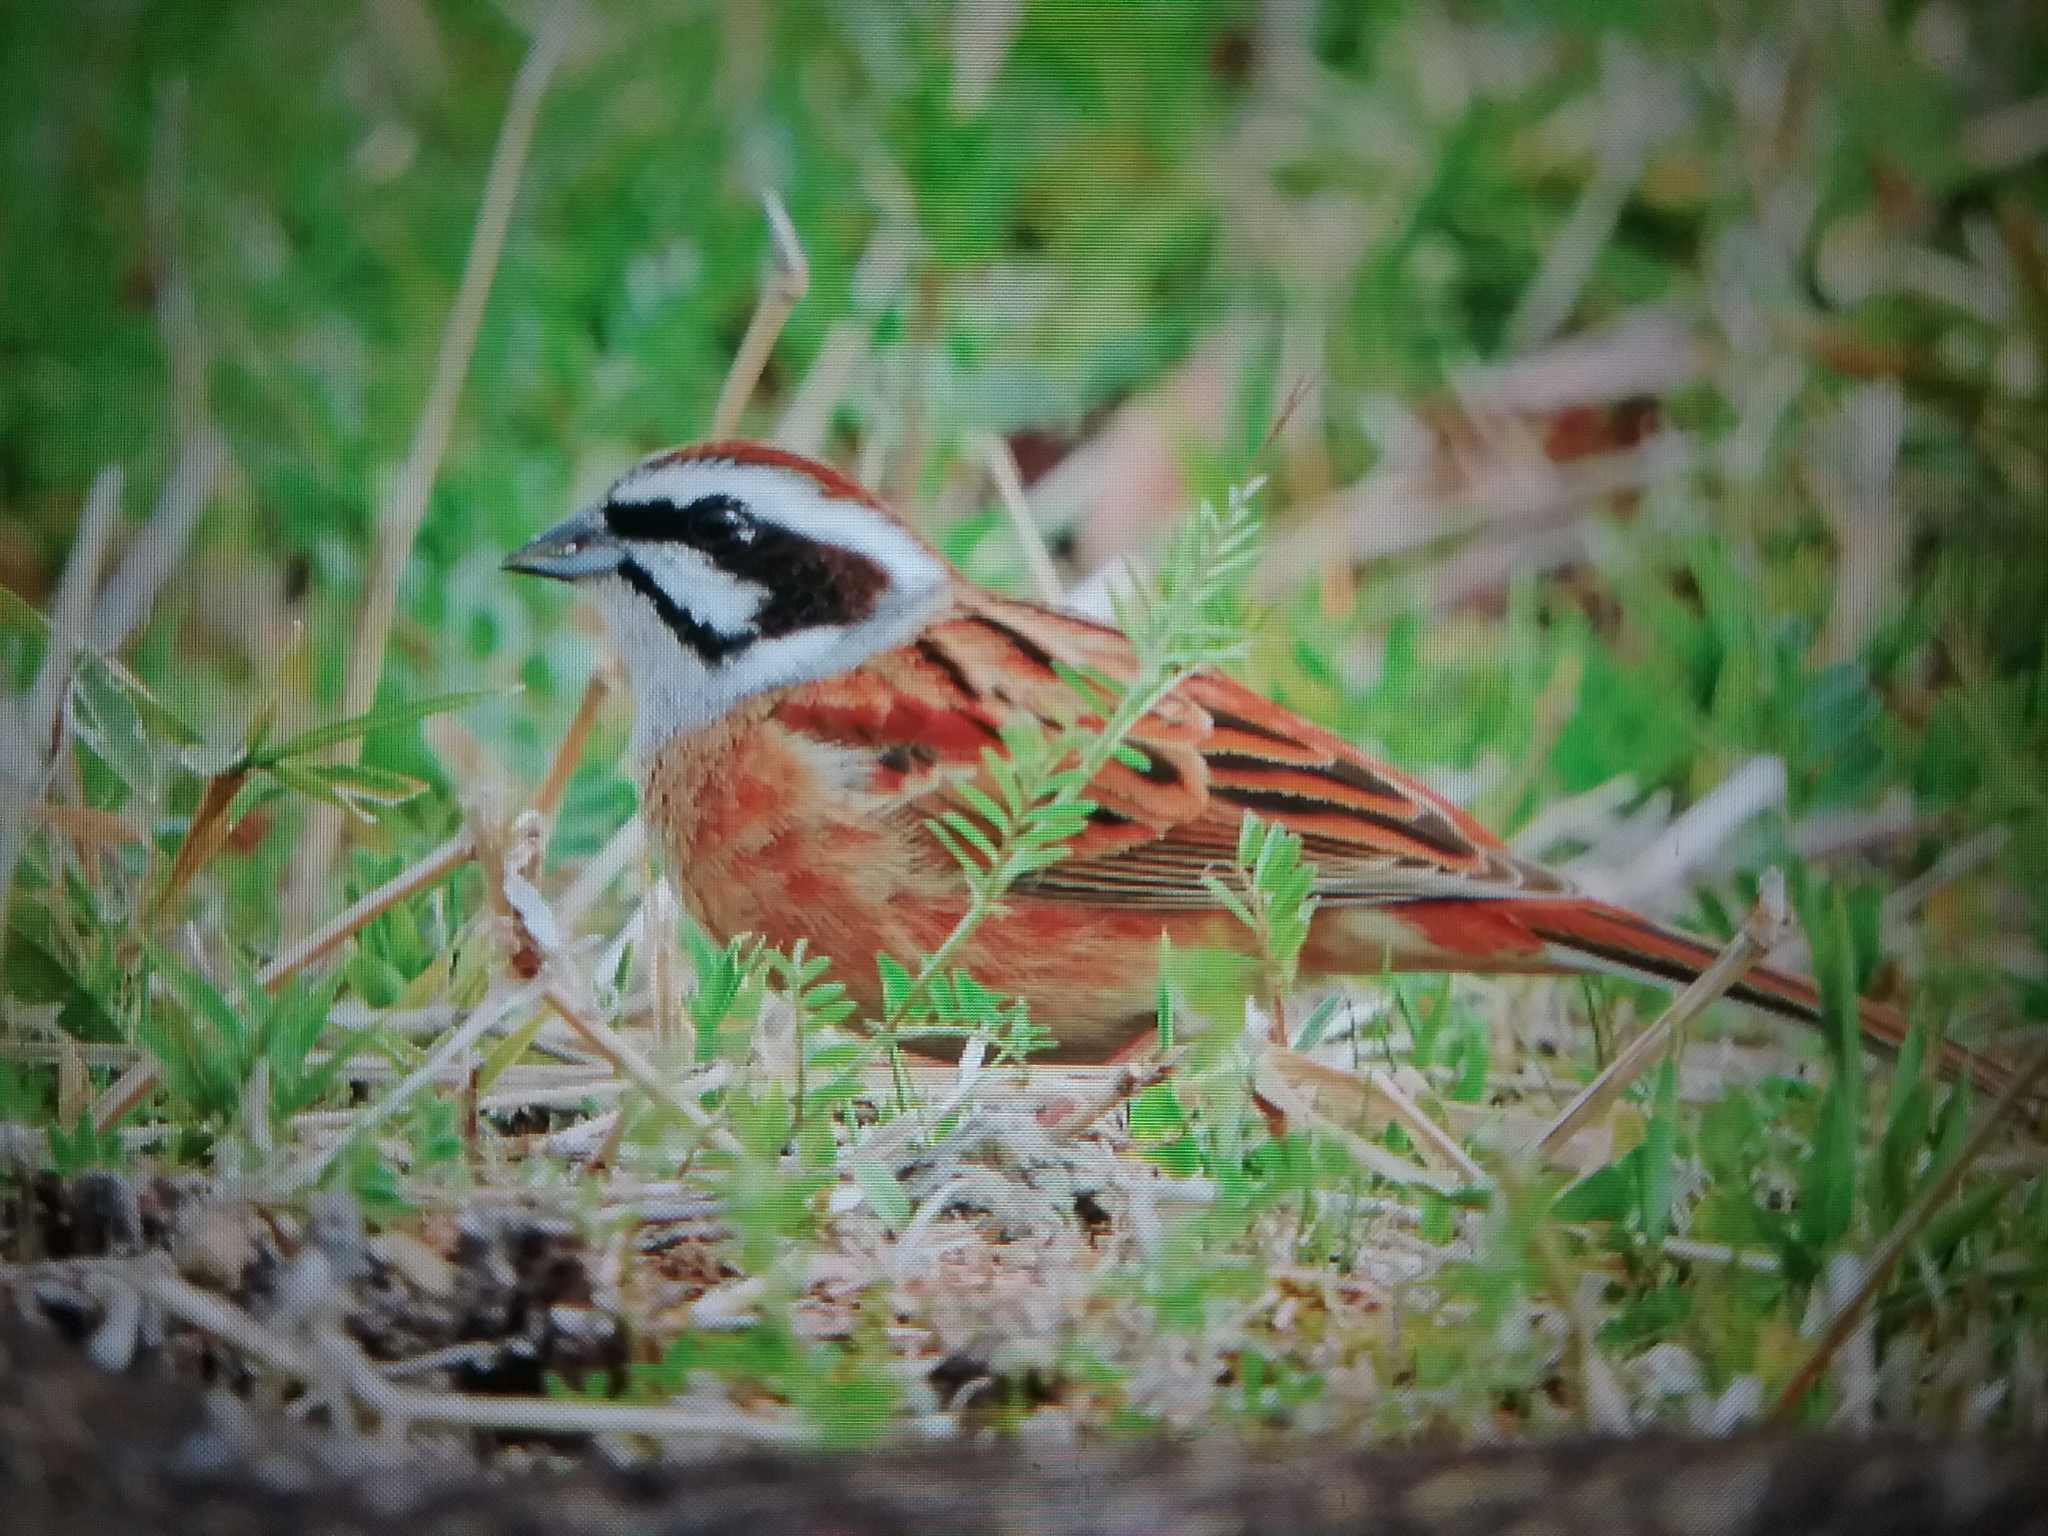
left=630, top=542, right=767, bottom=634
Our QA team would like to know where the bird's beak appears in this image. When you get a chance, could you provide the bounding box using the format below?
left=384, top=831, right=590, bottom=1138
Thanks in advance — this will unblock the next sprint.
left=502, top=509, right=620, bottom=582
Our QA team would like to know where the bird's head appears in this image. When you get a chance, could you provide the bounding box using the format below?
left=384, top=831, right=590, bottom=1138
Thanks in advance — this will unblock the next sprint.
left=505, top=441, right=950, bottom=753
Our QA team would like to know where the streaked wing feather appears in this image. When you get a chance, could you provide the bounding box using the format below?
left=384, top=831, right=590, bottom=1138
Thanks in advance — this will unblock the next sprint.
left=773, top=594, right=1572, bottom=908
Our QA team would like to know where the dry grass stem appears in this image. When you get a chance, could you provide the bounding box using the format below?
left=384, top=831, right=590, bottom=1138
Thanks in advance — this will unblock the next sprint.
left=1253, top=1056, right=1463, bottom=1193
left=2, top=788, right=143, bottom=849
left=86, top=1060, right=163, bottom=1137
left=1802, top=384, right=1906, bottom=668
left=708, top=190, right=809, bottom=438
left=1451, top=308, right=1703, bottom=417
left=1663, top=1237, right=1782, bottom=1274
left=17, top=469, right=124, bottom=760
left=540, top=979, right=747, bottom=1158
left=0, top=468, right=125, bottom=955
left=1770, top=825, right=2011, bottom=975
left=775, top=321, right=868, bottom=455
left=340, top=26, right=563, bottom=724
left=1504, top=46, right=1662, bottom=353
left=530, top=669, right=610, bottom=826
left=262, top=833, right=476, bottom=992
left=1962, top=91, right=2048, bottom=172
left=85, top=432, right=226, bottom=652
left=1421, top=517, right=1595, bottom=613
left=1571, top=756, right=1787, bottom=906
left=1046, top=1041, right=1196, bottom=1144
left=1533, top=871, right=1790, bottom=1164
left=983, top=433, right=1065, bottom=605
left=264, top=979, right=547, bottom=1196
left=1790, top=790, right=1921, bottom=861
left=1256, top=430, right=1693, bottom=597
left=1259, top=1043, right=1489, bottom=1185
left=850, top=1045, right=991, bottom=1167
left=1772, top=1042, right=2048, bottom=1421
left=643, top=859, right=685, bottom=1048
left=559, top=814, right=646, bottom=921
left=1509, top=773, right=1640, bottom=861
left=948, top=0, right=1022, bottom=114
left=301, top=23, right=565, bottom=907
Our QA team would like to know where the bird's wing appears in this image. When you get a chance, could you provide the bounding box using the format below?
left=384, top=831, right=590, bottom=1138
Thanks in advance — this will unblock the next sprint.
left=771, top=592, right=1569, bottom=909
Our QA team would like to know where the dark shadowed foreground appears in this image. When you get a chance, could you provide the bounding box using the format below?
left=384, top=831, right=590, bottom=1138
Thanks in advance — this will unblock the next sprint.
left=4, top=1318, right=2044, bottom=1536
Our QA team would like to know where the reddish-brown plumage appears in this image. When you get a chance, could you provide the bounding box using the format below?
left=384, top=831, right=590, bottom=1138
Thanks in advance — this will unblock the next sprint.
left=616, top=442, right=2009, bottom=1092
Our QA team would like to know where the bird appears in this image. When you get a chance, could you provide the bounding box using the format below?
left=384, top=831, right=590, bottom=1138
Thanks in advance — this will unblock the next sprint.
left=505, top=439, right=2007, bottom=1095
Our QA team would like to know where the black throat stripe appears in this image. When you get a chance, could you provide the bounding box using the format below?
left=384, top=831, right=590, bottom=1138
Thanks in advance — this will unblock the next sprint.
left=619, top=558, right=754, bottom=664
left=608, top=493, right=889, bottom=639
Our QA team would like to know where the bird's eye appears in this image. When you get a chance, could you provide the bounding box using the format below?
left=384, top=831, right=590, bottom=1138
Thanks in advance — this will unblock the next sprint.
left=561, top=538, right=582, bottom=555
left=701, top=498, right=754, bottom=541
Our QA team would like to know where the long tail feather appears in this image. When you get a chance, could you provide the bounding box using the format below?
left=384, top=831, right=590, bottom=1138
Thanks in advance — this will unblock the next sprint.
left=1387, top=898, right=2014, bottom=1099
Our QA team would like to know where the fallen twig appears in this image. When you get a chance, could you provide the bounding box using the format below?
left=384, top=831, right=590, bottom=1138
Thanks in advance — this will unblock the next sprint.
left=1252, top=1054, right=1466, bottom=1195
left=1046, top=1040, right=1196, bottom=1144
left=539, top=979, right=747, bottom=1160
left=263, top=979, right=547, bottom=1196
left=1532, top=870, right=1790, bottom=1164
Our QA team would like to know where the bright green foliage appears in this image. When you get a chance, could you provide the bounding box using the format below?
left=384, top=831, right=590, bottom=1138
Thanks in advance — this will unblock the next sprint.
left=1203, top=811, right=1318, bottom=1001
left=682, top=928, right=770, bottom=1063
left=139, top=954, right=359, bottom=1128
left=630, top=1311, right=903, bottom=1448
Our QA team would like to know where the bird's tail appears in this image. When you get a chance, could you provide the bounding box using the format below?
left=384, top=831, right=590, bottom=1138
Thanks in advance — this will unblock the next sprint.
left=1379, top=897, right=2014, bottom=1100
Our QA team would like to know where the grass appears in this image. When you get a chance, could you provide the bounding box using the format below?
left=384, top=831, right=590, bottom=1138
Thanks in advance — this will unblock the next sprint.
left=2, top=0, right=2046, bottom=1450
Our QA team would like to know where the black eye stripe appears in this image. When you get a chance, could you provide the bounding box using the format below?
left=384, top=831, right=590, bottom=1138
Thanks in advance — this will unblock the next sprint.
left=604, top=490, right=891, bottom=640
left=605, top=493, right=750, bottom=544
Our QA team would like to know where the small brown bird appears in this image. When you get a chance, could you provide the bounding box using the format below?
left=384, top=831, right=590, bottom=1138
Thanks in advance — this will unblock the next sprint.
left=506, top=440, right=2006, bottom=1093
